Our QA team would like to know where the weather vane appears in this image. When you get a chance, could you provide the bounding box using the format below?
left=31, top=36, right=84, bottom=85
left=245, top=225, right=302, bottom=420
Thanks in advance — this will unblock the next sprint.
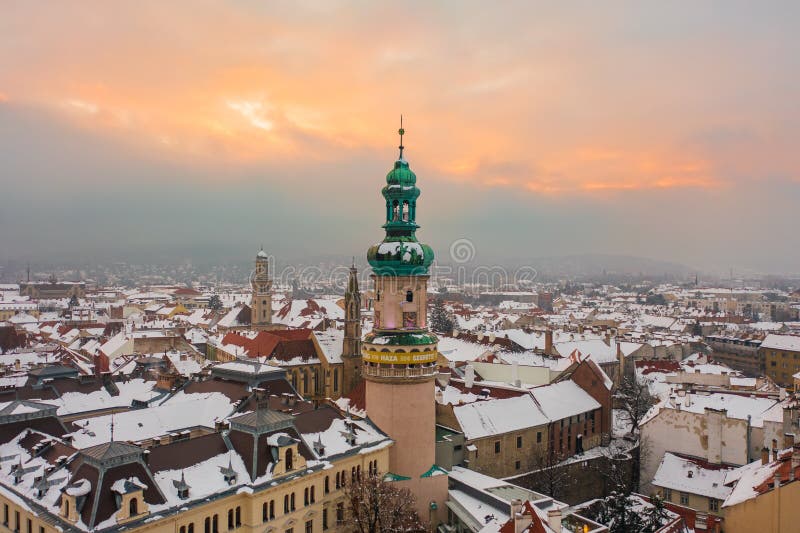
left=398, top=114, right=405, bottom=159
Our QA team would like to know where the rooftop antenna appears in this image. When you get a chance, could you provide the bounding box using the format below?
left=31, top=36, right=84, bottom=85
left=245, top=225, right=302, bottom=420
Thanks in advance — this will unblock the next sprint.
left=398, top=115, right=405, bottom=160
left=110, top=411, right=115, bottom=442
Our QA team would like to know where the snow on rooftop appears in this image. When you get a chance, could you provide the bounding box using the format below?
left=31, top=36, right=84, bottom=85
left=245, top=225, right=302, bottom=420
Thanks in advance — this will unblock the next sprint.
left=530, top=380, right=601, bottom=422
left=760, top=333, right=800, bottom=352
left=68, top=392, right=233, bottom=448
left=453, top=395, right=548, bottom=440
left=652, top=452, right=734, bottom=500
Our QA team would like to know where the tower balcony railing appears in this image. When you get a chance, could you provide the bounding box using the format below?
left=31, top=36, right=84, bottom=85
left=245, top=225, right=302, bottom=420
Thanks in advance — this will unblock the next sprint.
left=362, top=364, right=437, bottom=379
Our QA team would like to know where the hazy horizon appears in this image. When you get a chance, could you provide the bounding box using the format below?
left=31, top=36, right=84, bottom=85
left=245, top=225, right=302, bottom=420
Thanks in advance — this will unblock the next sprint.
left=2, top=2, right=799, bottom=275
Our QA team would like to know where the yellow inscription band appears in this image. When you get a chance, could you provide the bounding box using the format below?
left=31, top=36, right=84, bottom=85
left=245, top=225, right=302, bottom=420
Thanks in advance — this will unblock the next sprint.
left=362, top=350, right=438, bottom=365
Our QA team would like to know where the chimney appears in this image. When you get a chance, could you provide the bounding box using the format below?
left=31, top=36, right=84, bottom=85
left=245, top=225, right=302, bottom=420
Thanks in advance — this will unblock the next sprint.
left=774, top=473, right=782, bottom=490
left=772, top=447, right=779, bottom=463
left=547, top=509, right=562, bottom=532
left=511, top=362, right=520, bottom=388
left=784, top=433, right=795, bottom=449
left=792, top=444, right=800, bottom=471
left=465, top=365, right=475, bottom=389
left=761, top=447, right=770, bottom=465
left=510, top=499, right=530, bottom=533
left=544, top=329, right=553, bottom=356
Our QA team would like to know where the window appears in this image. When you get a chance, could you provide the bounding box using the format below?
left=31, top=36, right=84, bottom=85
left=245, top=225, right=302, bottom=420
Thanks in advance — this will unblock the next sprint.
left=26, top=518, right=32, bottom=533
left=228, top=509, right=234, bottom=529
left=213, top=515, right=219, bottom=533
left=333, top=369, right=339, bottom=391
left=515, top=460, right=521, bottom=470
left=15, top=511, right=19, bottom=532
left=205, top=517, right=211, bottom=533
left=285, top=448, right=294, bottom=471
left=680, top=493, right=689, bottom=506
left=129, top=498, right=138, bottom=517
left=305, top=520, right=313, bottom=533
left=181, top=527, right=187, bottom=533
left=336, top=503, right=344, bottom=525
left=263, top=503, right=268, bottom=522
left=310, top=485, right=315, bottom=503
left=323, top=508, right=329, bottom=530
left=709, top=498, right=719, bottom=512
left=284, top=495, right=290, bottom=513
left=494, top=441, right=501, bottom=454
left=536, top=432, right=542, bottom=443
left=663, top=489, right=672, bottom=501
left=291, top=493, right=296, bottom=511
left=406, top=290, right=413, bottom=303
left=325, top=476, right=330, bottom=494
left=335, top=472, right=341, bottom=489
left=516, top=436, right=522, bottom=448
left=304, top=488, right=310, bottom=506
left=236, top=506, right=241, bottom=527
left=3, top=504, right=7, bottom=525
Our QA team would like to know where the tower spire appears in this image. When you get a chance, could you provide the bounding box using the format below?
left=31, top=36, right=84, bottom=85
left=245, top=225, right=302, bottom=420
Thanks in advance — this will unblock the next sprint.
left=398, top=115, right=405, bottom=160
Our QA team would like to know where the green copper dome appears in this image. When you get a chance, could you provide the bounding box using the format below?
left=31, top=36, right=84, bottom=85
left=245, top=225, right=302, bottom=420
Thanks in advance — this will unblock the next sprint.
left=385, top=159, right=417, bottom=187
left=367, top=131, right=434, bottom=276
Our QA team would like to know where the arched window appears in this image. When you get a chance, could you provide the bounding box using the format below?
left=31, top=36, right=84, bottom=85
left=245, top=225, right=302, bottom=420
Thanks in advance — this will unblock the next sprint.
left=402, top=200, right=409, bottom=221
left=392, top=200, right=399, bottom=221
left=212, top=514, right=219, bottom=533
left=310, top=485, right=315, bottom=503
left=333, top=369, right=339, bottom=391
left=262, top=502, right=268, bottom=522
left=304, top=487, right=309, bottom=506
left=205, top=517, right=211, bottom=533
left=335, top=472, right=340, bottom=489
left=129, top=498, right=138, bottom=517
left=189, top=524, right=195, bottom=533
left=406, top=290, right=413, bottom=303
left=284, top=495, right=290, bottom=513
left=228, top=509, right=234, bottom=529
left=285, top=448, right=294, bottom=471
left=325, top=475, right=330, bottom=494
left=290, top=492, right=296, bottom=511
left=64, top=499, right=70, bottom=518
left=303, top=372, right=309, bottom=395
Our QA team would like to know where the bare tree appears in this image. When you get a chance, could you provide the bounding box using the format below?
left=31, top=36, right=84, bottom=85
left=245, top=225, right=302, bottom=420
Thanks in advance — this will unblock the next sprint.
left=531, top=450, right=572, bottom=500
left=344, top=473, right=425, bottom=533
left=614, top=376, right=655, bottom=434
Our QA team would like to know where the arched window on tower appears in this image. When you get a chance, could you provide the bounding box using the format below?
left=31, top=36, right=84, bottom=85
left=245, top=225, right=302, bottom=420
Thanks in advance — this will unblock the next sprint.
left=406, top=290, right=414, bottom=303
left=392, top=200, right=399, bottom=221
left=402, top=200, right=409, bottom=221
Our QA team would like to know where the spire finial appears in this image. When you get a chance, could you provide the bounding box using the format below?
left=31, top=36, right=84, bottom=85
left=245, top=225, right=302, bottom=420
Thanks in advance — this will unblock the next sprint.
left=398, top=114, right=405, bottom=160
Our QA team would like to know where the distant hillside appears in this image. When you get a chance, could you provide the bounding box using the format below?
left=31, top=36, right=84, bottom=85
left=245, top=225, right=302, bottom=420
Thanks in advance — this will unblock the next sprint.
left=500, top=253, right=695, bottom=279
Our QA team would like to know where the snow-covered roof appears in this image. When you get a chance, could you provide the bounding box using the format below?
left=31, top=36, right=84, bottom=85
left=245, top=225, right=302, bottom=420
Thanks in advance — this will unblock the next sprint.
left=652, top=452, right=734, bottom=500
left=453, top=395, right=548, bottom=440
left=760, top=333, right=800, bottom=352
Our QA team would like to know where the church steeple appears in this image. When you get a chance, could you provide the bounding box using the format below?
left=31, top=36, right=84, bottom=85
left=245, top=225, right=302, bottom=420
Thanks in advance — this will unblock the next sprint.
left=341, top=264, right=362, bottom=395
left=251, top=248, right=273, bottom=328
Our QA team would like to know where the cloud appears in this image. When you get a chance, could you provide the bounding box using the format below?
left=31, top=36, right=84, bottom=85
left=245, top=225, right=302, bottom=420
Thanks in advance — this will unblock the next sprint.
left=0, top=2, right=798, bottom=272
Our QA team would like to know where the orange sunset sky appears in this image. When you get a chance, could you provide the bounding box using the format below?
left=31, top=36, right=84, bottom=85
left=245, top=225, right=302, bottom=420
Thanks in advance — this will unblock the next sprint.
left=1, top=1, right=798, bottom=273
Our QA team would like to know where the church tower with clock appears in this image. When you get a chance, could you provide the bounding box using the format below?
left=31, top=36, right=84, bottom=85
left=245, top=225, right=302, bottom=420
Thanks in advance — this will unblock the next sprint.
left=362, top=122, right=447, bottom=522
left=251, top=248, right=273, bottom=329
